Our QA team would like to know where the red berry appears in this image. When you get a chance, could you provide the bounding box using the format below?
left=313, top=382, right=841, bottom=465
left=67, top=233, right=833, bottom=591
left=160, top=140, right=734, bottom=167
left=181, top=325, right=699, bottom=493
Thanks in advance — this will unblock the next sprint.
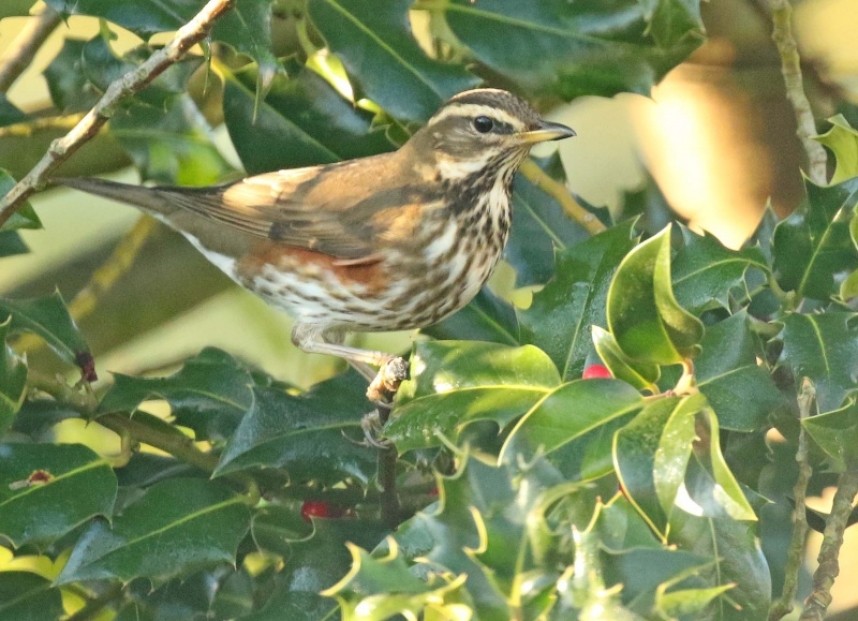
left=300, top=500, right=345, bottom=522
left=582, top=364, right=612, bottom=379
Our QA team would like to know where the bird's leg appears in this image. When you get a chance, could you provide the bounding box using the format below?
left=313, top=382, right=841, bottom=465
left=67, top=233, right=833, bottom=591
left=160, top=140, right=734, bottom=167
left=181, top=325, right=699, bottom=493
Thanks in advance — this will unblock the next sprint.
left=291, top=324, right=410, bottom=403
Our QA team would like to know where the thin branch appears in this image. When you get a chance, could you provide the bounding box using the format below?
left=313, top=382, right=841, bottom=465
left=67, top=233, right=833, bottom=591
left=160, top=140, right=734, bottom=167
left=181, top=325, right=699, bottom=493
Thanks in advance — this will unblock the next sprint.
left=376, top=402, right=401, bottom=528
left=520, top=159, right=607, bottom=236
left=767, top=0, right=828, bottom=185
left=800, top=470, right=858, bottom=620
left=0, top=5, right=62, bottom=93
left=769, top=378, right=815, bottom=621
left=0, top=0, right=236, bottom=229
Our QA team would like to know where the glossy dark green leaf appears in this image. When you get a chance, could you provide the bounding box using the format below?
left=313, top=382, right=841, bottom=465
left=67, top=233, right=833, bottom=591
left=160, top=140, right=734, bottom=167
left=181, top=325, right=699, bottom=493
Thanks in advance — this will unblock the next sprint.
left=803, top=400, right=858, bottom=472
left=0, top=95, right=26, bottom=126
left=696, top=313, right=785, bottom=431
left=0, top=572, right=64, bottom=621
left=591, top=325, right=659, bottom=391
left=0, top=319, right=26, bottom=433
left=236, top=590, right=337, bottom=621
left=43, top=38, right=100, bottom=112
left=214, top=374, right=376, bottom=480
left=615, top=395, right=755, bottom=535
left=773, top=177, right=858, bottom=300
left=222, top=67, right=393, bottom=174
left=100, top=347, right=254, bottom=442
left=607, top=225, right=704, bottom=365
left=0, top=291, right=94, bottom=379
left=672, top=228, right=768, bottom=314
left=308, top=0, right=479, bottom=122
left=815, top=114, right=858, bottom=184
left=212, top=0, right=280, bottom=95
left=667, top=511, right=771, bottom=620
left=0, top=232, right=28, bottom=257
left=520, top=220, right=637, bottom=380
left=507, top=156, right=593, bottom=287
left=0, top=443, right=116, bottom=547
left=386, top=341, right=560, bottom=451
left=423, top=287, right=519, bottom=345
left=110, top=94, right=233, bottom=185
left=780, top=312, right=858, bottom=413
left=0, top=170, right=40, bottom=232
left=56, top=478, right=250, bottom=584
left=505, top=379, right=643, bottom=462
left=442, top=0, right=703, bottom=99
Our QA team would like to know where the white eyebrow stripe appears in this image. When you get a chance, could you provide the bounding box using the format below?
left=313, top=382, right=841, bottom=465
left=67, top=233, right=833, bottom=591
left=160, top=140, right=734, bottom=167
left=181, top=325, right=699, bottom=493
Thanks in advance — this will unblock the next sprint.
left=427, top=104, right=525, bottom=131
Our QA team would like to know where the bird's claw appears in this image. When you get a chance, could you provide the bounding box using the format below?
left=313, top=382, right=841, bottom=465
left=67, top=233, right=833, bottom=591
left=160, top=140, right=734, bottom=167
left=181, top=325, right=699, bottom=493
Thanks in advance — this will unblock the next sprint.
left=360, top=410, right=393, bottom=449
left=366, top=356, right=410, bottom=403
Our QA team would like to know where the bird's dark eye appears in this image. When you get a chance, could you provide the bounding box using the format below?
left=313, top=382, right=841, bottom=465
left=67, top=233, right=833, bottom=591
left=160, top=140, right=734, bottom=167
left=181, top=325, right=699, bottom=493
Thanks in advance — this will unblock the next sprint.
left=473, top=116, right=494, bottom=133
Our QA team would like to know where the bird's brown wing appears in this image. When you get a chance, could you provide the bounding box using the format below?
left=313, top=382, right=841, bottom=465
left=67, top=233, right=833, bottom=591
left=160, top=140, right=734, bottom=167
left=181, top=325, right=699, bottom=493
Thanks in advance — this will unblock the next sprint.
left=164, top=153, right=421, bottom=261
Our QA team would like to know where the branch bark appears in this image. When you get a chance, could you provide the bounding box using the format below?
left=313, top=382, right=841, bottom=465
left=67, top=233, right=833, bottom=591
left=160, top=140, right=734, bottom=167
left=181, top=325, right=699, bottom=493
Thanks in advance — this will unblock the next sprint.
left=0, top=5, right=62, bottom=93
left=0, top=0, right=236, bottom=228
left=767, top=0, right=828, bottom=185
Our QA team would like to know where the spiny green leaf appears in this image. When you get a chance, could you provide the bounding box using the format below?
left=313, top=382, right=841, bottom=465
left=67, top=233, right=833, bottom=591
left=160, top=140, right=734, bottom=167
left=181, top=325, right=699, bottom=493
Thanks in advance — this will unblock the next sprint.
left=215, top=373, right=376, bottom=480
left=520, top=220, right=638, bottom=380
left=308, top=0, right=479, bottom=122
left=0, top=291, right=94, bottom=379
left=0, top=319, right=27, bottom=434
left=672, top=227, right=768, bottom=314
left=0, top=572, right=64, bottom=621
left=441, top=0, right=704, bottom=99
left=423, top=287, right=519, bottom=345
left=0, top=443, right=117, bottom=547
left=222, top=66, right=393, bottom=174
left=0, top=170, right=40, bottom=232
left=607, top=225, right=703, bottom=365
left=592, top=326, right=660, bottom=391
left=100, top=347, right=254, bottom=442
left=387, top=341, right=560, bottom=452
left=815, top=114, right=858, bottom=184
left=56, top=478, right=250, bottom=584
left=504, top=378, right=643, bottom=463
left=803, top=399, right=858, bottom=472
left=780, top=312, right=858, bottom=413
left=773, top=177, right=858, bottom=300
left=696, top=313, right=786, bottom=431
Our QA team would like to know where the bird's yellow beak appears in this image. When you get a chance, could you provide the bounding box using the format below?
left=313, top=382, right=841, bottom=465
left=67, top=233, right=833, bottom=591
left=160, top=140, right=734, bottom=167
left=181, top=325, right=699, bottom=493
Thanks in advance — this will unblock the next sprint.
left=517, top=120, right=576, bottom=144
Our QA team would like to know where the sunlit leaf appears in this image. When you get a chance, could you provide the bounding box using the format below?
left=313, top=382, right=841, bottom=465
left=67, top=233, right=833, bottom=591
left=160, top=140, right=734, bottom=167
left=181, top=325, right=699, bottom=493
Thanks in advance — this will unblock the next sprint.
left=815, top=114, right=858, bottom=184
left=803, top=400, right=858, bottom=472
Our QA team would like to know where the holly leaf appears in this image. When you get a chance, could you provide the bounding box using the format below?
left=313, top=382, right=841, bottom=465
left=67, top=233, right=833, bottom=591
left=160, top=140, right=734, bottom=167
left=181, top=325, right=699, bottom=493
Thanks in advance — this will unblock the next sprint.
left=592, top=325, right=660, bottom=391
left=214, top=373, right=376, bottom=481
left=0, top=291, right=95, bottom=381
left=0, top=170, right=40, bottom=233
left=780, top=312, right=858, bottom=413
left=520, top=220, right=638, bottom=380
left=56, top=478, right=249, bottom=584
left=803, top=400, right=858, bottom=472
left=0, top=572, right=64, bottom=621
left=0, top=443, right=117, bottom=547
left=696, top=313, right=785, bottom=431
left=672, top=228, right=768, bottom=314
left=423, top=287, right=520, bottom=346
left=607, top=225, right=704, bottom=365
left=308, top=0, right=480, bottom=122
left=815, top=114, right=858, bottom=184
left=441, top=0, right=704, bottom=99
left=773, top=177, right=858, bottom=301
left=222, top=67, right=393, bottom=174
left=386, top=341, right=561, bottom=452
left=0, top=319, right=27, bottom=434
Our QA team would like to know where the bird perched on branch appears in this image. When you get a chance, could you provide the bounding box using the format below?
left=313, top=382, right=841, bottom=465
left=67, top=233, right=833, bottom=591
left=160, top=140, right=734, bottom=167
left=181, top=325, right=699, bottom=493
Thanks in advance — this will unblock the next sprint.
left=58, top=88, right=575, bottom=403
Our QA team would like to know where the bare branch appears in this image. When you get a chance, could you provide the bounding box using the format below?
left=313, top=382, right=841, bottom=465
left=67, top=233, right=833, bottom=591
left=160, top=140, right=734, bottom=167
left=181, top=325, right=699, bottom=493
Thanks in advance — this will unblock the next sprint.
left=767, top=0, right=828, bottom=185
left=0, top=5, right=62, bottom=93
left=0, top=0, right=236, bottom=229
left=800, top=471, right=858, bottom=620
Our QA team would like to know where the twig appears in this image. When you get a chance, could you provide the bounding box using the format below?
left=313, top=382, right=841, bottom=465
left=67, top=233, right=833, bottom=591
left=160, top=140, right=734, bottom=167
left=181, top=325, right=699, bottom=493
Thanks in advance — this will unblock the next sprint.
left=376, top=402, right=401, bottom=528
left=767, top=0, right=828, bottom=185
left=520, top=159, right=607, bottom=236
left=800, top=470, right=858, bottom=620
left=769, top=378, right=815, bottom=621
left=0, top=5, right=62, bottom=93
left=0, top=0, right=236, bottom=229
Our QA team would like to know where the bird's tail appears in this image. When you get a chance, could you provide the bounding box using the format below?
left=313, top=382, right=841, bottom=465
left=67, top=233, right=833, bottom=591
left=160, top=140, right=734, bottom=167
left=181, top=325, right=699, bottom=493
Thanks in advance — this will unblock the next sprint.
left=55, top=177, right=180, bottom=217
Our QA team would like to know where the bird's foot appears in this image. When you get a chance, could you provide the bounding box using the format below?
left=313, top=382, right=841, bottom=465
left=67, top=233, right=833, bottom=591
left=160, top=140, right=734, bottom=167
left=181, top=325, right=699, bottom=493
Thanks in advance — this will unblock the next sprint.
left=360, top=409, right=393, bottom=449
left=366, top=356, right=410, bottom=403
